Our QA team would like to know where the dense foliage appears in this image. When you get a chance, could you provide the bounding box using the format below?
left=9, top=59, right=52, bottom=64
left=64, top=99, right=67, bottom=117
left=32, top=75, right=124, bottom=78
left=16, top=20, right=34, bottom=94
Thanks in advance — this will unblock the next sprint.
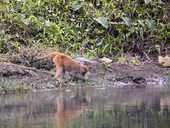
left=0, top=0, right=169, bottom=58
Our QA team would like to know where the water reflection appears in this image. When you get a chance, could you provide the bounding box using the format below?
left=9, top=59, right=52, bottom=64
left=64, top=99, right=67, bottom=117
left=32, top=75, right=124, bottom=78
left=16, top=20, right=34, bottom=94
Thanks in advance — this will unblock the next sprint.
left=55, top=88, right=87, bottom=128
left=0, top=88, right=170, bottom=128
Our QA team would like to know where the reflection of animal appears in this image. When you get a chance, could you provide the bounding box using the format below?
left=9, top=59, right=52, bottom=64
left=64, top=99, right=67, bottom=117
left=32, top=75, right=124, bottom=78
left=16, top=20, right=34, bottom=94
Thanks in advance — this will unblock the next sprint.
left=55, top=89, right=87, bottom=128
left=38, top=52, right=91, bottom=81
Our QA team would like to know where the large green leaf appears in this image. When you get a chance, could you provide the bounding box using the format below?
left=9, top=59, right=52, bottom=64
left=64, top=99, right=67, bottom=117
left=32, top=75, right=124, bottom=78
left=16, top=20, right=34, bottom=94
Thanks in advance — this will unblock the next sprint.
left=72, top=2, right=84, bottom=11
left=144, top=0, right=152, bottom=4
left=44, top=20, right=51, bottom=26
left=22, top=19, right=30, bottom=26
left=94, top=17, right=109, bottom=29
left=147, top=20, right=156, bottom=29
left=121, top=17, right=132, bottom=27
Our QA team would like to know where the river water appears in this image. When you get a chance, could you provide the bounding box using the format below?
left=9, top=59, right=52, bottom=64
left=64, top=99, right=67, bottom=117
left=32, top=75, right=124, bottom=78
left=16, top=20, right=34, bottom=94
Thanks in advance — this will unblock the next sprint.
left=0, top=87, right=170, bottom=128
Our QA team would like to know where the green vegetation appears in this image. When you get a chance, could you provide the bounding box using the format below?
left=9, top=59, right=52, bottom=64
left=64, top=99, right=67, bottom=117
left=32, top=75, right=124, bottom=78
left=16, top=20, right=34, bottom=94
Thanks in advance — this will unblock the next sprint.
left=0, top=0, right=169, bottom=58
left=0, top=78, right=30, bottom=93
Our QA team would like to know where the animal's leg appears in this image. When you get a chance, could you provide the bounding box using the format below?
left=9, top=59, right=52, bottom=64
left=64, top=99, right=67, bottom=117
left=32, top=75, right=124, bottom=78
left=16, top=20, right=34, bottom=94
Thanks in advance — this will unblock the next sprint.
left=55, top=66, right=64, bottom=82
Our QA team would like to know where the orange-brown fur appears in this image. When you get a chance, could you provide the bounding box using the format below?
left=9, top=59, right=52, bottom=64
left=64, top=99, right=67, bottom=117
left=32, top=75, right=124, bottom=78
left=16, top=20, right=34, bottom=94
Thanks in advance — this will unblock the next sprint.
left=40, top=52, right=90, bottom=80
left=55, top=89, right=87, bottom=127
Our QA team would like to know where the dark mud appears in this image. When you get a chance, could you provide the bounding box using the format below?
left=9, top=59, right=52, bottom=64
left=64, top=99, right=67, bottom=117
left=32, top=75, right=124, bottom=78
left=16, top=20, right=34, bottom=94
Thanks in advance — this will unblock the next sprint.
left=0, top=58, right=170, bottom=92
left=88, top=60, right=170, bottom=88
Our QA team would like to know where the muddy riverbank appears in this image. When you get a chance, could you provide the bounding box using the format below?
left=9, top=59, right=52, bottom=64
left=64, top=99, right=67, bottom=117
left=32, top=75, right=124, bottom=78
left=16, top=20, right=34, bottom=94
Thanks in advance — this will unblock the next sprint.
left=0, top=57, right=170, bottom=93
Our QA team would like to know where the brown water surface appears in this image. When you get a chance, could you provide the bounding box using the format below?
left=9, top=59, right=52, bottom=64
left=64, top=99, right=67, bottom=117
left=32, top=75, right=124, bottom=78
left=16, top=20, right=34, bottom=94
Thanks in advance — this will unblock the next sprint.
left=0, top=87, right=170, bottom=128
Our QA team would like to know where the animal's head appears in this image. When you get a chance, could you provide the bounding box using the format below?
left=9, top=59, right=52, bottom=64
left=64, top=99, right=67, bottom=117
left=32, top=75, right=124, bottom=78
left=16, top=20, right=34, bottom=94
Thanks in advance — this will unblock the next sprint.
left=80, top=64, right=91, bottom=79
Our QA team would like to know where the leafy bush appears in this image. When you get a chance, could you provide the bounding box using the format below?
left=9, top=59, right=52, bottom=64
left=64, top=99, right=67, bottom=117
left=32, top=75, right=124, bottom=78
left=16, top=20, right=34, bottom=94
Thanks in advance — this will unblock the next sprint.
left=0, top=0, right=169, bottom=58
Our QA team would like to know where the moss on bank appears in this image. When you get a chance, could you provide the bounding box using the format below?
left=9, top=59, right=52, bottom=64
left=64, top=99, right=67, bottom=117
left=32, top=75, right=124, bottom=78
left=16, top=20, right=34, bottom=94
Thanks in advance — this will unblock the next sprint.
left=0, top=78, right=30, bottom=94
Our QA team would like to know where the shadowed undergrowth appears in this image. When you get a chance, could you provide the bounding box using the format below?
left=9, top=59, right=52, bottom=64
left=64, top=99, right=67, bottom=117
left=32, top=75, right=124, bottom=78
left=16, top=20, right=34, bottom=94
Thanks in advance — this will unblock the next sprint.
left=0, top=0, right=169, bottom=58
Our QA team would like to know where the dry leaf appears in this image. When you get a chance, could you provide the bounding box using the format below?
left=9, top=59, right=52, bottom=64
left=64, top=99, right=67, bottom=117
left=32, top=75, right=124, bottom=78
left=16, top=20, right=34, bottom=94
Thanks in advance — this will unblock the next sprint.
left=158, top=55, right=165, bottom=65
left=100, top=57, right=112, bottom=63
left=163, top=55, right=170, bottom=67
left=158, top=55, right=170, bottom=67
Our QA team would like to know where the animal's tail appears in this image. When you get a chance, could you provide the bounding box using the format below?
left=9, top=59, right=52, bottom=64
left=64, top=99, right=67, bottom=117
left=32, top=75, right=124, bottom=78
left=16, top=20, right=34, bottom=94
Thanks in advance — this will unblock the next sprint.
left=43, top=52, right=59, bottom=58
left=36, top=52, right=59, bottom=61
